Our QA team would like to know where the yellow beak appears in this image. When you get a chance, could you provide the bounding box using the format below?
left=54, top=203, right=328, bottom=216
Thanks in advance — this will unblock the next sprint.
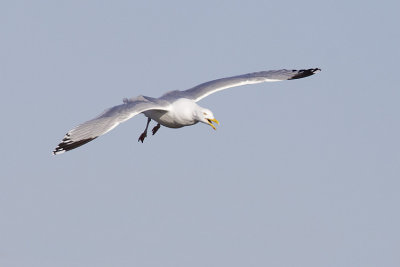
left=207, top=118, right=220, bottom=130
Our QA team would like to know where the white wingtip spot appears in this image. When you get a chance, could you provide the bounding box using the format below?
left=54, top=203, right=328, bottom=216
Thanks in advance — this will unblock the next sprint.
left=52, top=148, right=65, bottom=155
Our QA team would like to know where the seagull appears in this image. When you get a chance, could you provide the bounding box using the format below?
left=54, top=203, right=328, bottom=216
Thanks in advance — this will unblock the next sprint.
left=53, top=68, right=321, bottom=155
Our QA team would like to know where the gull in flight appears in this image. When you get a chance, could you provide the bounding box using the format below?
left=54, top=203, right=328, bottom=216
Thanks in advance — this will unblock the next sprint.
left=53, top=68, right=321, bottom=154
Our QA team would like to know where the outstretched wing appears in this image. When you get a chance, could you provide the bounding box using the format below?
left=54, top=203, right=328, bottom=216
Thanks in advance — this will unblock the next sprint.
left=181, top=68, right=321, bottom=102
left=53, top=96, right=170, bottom=155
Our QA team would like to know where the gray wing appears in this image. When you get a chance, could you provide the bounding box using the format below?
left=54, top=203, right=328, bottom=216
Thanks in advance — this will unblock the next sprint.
left=181, top=68, right=321, bottom=102
left=53, top=96, right=170, bottom=155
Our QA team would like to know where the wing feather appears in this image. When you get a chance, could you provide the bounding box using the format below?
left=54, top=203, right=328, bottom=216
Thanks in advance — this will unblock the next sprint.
left=181, top=68, right=321, bottom=102
left=53, top=96, right=170, bottom=154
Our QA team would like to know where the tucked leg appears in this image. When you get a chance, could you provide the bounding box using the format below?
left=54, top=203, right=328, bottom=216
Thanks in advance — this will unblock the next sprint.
left=152, top=123, right=161, bottom=135
left=138, top=117, right=151, bottom=143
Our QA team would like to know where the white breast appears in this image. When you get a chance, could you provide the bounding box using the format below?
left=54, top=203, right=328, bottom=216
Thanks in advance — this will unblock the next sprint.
left=143, top=98, right=200, bottom=128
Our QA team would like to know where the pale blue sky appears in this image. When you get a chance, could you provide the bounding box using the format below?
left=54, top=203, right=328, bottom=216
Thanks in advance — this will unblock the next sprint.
left=1, top=0, right=399, bottom=266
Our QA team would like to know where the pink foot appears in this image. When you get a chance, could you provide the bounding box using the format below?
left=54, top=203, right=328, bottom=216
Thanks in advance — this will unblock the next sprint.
left=138, top=132, right=147, bottom=143
left=152, top=124, right=161, bottom=135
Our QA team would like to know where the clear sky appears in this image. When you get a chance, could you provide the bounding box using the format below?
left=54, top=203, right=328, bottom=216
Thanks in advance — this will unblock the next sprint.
left=1, top=0, right=399, bottom=266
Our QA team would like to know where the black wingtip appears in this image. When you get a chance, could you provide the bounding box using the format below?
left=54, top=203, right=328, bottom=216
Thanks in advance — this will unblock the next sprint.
left=289, top=68, right=321, bottom=80
left=53, top=136, right=97, bottom=155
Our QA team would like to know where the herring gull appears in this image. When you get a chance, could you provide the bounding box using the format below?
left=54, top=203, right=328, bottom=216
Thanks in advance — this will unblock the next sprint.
left=53, top=68, right=321, bottom=154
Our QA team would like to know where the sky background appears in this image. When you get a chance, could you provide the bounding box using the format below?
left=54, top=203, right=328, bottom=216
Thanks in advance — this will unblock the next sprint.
left=1, top=0, right=399, bottom=266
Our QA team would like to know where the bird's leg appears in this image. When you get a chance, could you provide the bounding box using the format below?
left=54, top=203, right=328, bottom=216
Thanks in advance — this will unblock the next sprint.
left=138, top=117, right=151, bottom=143
left=152, top=123, right=161, bottom=135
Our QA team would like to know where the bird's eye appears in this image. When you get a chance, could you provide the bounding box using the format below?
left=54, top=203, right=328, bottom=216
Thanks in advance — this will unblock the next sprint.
left=203, top=112, right=207, bottom=115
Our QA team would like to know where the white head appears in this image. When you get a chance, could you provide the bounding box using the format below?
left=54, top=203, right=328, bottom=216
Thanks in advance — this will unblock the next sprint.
left=196, top=108, right=220, bottom=130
